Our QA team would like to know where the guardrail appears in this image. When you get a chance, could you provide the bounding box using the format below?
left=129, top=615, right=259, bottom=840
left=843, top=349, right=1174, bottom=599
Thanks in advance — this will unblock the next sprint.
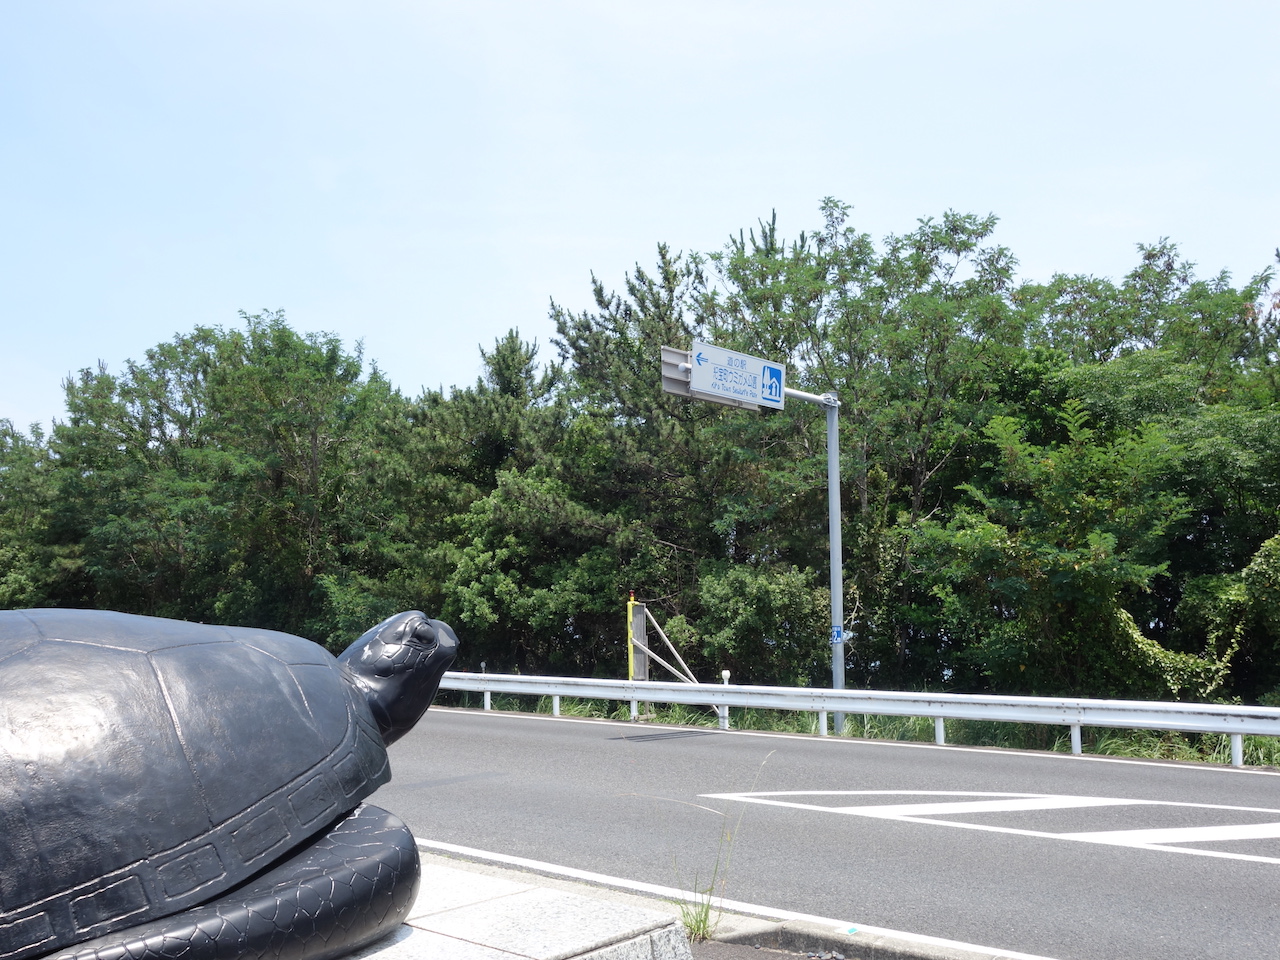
left=439, top=672, right=1280, bottom=767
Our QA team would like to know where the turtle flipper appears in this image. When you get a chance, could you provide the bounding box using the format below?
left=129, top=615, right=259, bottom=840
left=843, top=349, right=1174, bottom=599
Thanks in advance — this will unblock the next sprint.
left=49, top=806, right=419, bottom=960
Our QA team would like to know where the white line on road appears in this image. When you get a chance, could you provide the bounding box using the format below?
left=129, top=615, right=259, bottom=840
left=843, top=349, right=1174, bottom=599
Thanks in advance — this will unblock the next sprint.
left=830, top=796, right=1156, bottom=816
left=1065, top=821, right=1280, bottom=844
left=706, top=789, right=1280, bottom=816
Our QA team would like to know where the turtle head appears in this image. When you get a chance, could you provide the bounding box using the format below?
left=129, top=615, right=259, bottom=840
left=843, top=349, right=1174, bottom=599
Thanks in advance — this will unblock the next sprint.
left=338, top=610, right=458, bottom=747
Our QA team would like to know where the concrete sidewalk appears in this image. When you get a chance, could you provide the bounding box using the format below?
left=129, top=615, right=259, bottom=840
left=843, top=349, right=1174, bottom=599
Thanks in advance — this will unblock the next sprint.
left=350, top=850, right=693, bottom=960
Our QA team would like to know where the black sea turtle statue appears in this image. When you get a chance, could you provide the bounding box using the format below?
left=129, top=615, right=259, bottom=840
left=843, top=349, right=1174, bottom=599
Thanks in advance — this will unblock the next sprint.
left=0, top=608, right=458, bottom=960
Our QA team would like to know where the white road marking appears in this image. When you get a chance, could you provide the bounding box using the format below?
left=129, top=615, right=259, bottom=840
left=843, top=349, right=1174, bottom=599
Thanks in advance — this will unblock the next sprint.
left=702, top=790, right=1280, bottom=865
left=836, top=796, right=1156, bottom=817
left=703, top=791, right=1154, bottom=817
left=1066, top=821, right=1280, bottom=844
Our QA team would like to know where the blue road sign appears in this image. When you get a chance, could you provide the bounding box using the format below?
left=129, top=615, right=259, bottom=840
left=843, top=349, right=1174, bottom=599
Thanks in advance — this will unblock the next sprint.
left=688, top=341, right=786, bottom=409
left=763, top=364, right=784, bottom=402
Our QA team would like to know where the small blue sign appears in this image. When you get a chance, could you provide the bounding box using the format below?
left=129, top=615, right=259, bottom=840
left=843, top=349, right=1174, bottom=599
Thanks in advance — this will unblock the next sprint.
left=762, top=364, right=784, bottom=404
left=830, top=625, right=844, bottom=645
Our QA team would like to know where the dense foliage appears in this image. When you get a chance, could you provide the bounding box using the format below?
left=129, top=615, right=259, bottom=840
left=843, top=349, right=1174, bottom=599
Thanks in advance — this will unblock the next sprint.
left=4, top=202, right=1279, bottom=704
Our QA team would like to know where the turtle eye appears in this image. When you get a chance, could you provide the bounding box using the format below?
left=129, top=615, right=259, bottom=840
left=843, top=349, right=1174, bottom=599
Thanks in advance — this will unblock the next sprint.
left=410, top=621, right=438, bottom=648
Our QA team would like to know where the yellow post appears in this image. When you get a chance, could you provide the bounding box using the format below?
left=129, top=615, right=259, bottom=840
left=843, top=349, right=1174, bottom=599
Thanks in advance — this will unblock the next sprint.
left=627, top=591, right=636, bottom=681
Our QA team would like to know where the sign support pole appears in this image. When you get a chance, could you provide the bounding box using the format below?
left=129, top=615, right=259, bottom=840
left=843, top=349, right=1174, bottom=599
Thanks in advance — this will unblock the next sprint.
left=787, top=387, right=845, bottom=735
left=661, top=344, right=844, bottom=733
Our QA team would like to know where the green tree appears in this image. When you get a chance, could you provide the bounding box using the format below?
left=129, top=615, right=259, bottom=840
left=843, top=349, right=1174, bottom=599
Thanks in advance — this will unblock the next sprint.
left=916, top=402, right=1235, bottom=698
left=44, top=312, right=430, bottom=642
left=0, top=421, right=59, bottom=607
left=702, top=202, right=1030, bottom=685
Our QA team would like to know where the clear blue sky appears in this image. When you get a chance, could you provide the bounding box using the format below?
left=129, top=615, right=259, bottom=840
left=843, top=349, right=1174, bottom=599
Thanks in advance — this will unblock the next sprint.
left=3, top=1, right=1277, bottom=433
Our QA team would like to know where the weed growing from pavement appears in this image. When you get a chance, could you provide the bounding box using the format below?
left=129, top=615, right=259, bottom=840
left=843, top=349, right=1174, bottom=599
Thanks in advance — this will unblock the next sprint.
left=677, top=873, right=717, bottom=941
left=669, top=750, right=775, bottom=941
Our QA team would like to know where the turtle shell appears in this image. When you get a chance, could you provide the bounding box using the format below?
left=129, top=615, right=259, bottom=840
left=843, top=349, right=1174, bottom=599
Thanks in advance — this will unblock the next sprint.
left=0, top=609, right=391, bottom=960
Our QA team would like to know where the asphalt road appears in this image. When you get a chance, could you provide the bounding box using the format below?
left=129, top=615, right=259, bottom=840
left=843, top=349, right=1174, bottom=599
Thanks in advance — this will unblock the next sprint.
left=371, top=708, right=1280, bottom=960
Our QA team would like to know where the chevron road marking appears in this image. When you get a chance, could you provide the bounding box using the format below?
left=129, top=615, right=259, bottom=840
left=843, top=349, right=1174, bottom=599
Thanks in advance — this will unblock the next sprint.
left=702, top=790, right=1280, bottom=865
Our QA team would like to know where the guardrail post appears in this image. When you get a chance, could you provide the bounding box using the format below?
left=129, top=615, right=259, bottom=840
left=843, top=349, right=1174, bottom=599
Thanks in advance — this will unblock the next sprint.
left=1071, top=724, right=1082, bottom=755
left=819, top=711, right=828, bottom=736
left=1231, top=734, right=1244, bottom=767
left=552, top=695, right=560, bottom=717
left=934, top=717, right=945, bottom=745
left=484, top=690, right=491, bottom=711
left=628, top=595, right=651, bottom=721
left=718, top=670, right=731, bottom=729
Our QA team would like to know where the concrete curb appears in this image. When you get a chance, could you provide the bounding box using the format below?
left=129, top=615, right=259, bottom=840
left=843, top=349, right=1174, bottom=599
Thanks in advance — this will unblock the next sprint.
left=710, top=914, right=1050, bottom=960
